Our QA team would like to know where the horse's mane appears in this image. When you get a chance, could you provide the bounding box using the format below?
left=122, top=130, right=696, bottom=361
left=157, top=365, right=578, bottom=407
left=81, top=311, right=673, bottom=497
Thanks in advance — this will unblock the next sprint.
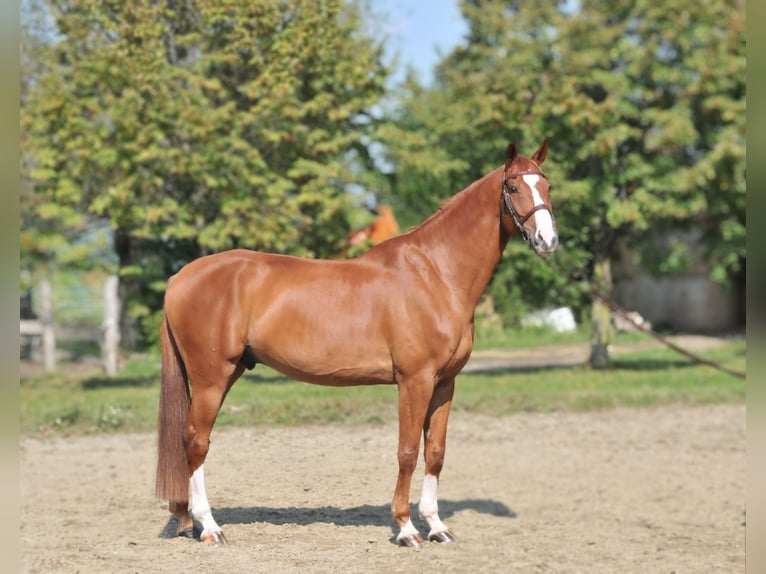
left=401, top=169, right=498, bottom=237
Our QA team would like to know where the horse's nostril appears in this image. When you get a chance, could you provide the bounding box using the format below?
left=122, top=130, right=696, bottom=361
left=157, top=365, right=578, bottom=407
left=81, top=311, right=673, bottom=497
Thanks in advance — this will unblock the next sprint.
left=534, top=233, right=558, bottom=253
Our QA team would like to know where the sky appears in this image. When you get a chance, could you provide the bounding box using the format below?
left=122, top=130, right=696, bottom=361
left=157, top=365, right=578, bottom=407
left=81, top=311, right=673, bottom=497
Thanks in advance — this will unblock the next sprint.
left=370, top=0, right=468, bottom=85
left=21, top=0, right=469, bottom=86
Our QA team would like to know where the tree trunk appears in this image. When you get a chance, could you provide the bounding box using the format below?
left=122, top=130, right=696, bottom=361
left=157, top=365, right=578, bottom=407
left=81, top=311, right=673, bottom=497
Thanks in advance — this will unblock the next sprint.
left=589, top=255, right=613, bottom=369
left=114, top=230, right=143, bottom=350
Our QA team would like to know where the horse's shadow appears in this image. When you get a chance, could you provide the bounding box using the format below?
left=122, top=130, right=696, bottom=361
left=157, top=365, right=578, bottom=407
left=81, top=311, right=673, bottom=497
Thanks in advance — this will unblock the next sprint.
left=160, top=498, right=515, bottom=542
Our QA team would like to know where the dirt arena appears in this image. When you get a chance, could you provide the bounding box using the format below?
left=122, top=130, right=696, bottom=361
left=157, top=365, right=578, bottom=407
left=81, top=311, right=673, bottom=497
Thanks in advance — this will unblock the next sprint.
left=20, top=403, right=744, bottom=573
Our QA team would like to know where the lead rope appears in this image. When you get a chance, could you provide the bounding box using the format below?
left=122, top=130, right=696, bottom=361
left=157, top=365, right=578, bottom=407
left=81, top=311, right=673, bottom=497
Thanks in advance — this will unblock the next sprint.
left=539, top=249, right=746, bottom=380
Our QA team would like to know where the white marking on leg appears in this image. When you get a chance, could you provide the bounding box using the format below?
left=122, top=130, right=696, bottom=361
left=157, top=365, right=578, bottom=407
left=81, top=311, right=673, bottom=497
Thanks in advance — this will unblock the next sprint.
left=190, top=464, right=223, bottom=539
left=418, top=474, right=449, bottom=537
left=396, top=518, right=421, bottom=543
left=522, top=174, right=557, bottom=248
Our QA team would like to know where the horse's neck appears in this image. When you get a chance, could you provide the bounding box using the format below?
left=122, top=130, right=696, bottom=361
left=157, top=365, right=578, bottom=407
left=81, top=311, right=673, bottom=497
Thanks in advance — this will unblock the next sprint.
left=410, top=168, right=510, bottom=311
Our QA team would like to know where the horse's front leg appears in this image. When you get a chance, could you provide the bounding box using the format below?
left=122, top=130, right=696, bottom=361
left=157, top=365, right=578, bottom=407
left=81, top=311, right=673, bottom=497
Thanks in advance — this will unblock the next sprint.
left=419, top=377, right=457, bottom=543
left=392, top=374, right=434, bottom=547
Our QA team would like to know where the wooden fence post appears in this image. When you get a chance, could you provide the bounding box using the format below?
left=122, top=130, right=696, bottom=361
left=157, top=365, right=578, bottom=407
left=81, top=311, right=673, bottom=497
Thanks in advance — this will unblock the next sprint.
left=40, top=277, right=56, bottom=373
left=103, top=275, right=120, bottom=375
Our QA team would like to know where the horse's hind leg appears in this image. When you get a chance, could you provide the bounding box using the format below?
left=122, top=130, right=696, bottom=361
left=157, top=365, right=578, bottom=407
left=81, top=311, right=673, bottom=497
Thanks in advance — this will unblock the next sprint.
left=170, top=500, right=194, bottom=537
left=419, top=377, right=457, bottom=543
left=189, top=463, right=224, bottom=544
left=185, top=363, right=245, bottom=544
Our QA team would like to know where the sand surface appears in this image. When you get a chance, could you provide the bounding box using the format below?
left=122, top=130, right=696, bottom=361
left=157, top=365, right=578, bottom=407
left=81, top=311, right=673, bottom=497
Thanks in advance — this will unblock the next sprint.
left=20, top=403, right=745, bottom=573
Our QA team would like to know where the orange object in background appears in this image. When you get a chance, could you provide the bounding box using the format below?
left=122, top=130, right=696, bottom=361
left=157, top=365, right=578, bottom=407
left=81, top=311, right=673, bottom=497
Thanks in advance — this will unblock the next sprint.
left=348, top=205, right=400, bottom=246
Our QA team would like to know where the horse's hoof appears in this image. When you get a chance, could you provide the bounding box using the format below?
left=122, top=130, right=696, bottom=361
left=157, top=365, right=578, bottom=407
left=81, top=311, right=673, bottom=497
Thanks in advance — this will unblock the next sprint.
left=397, top=533, right=425, bottom=548
left=429, top=529, right=457, bottom=543
left=201, top=530, right=227, bottom=545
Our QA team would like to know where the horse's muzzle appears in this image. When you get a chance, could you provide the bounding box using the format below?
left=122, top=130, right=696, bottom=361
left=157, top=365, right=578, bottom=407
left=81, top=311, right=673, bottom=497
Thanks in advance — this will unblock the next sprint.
left=531, top=230, right=559, bottom=256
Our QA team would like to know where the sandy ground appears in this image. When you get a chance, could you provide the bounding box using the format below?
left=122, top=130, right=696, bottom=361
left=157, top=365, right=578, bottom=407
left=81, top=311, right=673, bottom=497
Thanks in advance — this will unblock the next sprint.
left=19, top=403, right=745, bottom=573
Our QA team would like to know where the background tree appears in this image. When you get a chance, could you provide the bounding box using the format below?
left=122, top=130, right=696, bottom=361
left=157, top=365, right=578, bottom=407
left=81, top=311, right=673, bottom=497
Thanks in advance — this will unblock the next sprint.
left=21, top=0, right=745, bottom=362
left=378, top=0, right=745, bottom=366
left=377, top=0, right=584, bottom=327
left=22, top=0, right=389, bottom=346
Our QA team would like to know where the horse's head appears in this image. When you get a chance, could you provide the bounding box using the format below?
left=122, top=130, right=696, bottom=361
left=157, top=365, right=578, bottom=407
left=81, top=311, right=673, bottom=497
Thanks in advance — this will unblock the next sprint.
left=501, top=140, right=558, bottom=256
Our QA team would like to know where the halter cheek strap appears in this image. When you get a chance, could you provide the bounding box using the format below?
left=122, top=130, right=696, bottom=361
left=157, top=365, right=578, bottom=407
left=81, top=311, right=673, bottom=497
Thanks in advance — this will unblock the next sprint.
left=501, top=169, right=554, bottom=244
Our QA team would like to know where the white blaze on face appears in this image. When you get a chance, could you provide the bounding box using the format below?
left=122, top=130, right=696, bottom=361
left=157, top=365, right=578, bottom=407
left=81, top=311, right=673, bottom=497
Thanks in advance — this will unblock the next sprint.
left=522, top=174, right=556, bottom=247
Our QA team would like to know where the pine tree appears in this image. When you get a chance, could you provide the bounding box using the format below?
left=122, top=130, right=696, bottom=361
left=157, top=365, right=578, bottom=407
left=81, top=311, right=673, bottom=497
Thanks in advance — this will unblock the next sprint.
left=22, top=0, right=389, bottom=346
left=380, top=0, right=745, bottom=365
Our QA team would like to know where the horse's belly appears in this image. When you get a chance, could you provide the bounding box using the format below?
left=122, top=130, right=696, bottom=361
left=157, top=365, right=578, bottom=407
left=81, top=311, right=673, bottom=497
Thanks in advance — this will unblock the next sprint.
left=247, top=317, right=394, bottom=386
left=257, top=348, right=394, bottom=387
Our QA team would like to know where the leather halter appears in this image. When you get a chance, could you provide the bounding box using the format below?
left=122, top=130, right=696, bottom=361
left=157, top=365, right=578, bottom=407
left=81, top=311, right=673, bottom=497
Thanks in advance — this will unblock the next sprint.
left=501, top=167, right=554, bottom=244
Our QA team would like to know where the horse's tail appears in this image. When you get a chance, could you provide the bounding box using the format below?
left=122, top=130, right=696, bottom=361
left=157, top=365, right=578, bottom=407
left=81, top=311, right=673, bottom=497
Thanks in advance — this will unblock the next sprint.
left=155, top=311, right=190, bottom=504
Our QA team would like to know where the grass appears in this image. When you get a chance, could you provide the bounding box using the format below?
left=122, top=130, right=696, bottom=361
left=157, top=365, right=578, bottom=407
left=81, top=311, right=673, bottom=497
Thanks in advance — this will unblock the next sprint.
left=455, top=346, right=746, bottom=414
left=19, top=332, right=745, bottom=437
left=473, top=323, right=592, bottom=349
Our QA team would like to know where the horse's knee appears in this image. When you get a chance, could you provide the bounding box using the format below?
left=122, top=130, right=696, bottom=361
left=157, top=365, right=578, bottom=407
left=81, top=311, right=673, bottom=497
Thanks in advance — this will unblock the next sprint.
left=397, top=445, right=419, bottom=475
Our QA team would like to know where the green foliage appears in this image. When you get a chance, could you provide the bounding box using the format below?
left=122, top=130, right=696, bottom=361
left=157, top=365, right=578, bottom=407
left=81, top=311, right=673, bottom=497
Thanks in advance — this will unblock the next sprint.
left=377, top=0, right=746, bottom=325
left=22, top=0, right=389, bottom=344
left=20, top=0, right=746, bottom=352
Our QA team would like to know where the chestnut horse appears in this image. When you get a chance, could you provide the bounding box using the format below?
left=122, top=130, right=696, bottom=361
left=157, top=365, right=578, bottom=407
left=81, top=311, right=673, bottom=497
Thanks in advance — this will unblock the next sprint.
left=156, top=140, right=558, bottom=547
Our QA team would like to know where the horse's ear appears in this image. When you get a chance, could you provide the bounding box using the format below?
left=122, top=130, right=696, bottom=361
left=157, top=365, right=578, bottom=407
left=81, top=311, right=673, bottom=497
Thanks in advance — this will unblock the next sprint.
left=532, top=139, right=548, bottom=164
left=505, top=142, right=518, bottom=170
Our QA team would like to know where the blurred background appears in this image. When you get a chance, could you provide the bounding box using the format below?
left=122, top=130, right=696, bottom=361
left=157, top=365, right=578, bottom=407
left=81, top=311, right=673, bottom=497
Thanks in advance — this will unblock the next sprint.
left=19, top=0, right=745, bottom=374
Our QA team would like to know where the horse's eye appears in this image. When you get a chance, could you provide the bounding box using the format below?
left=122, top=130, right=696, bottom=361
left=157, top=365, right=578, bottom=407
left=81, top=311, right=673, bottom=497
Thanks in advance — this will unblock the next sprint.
left=510, top=185, right=518, bottom=194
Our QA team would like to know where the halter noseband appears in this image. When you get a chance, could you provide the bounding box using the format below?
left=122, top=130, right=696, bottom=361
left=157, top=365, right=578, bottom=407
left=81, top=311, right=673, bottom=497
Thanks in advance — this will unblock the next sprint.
left=501, top=167, right=553, bottom=244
